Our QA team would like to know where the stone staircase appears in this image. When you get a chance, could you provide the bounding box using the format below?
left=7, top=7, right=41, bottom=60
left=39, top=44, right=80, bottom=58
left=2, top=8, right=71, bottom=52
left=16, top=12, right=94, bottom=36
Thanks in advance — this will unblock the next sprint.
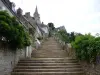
left=11, top=37, right=85, bottom=75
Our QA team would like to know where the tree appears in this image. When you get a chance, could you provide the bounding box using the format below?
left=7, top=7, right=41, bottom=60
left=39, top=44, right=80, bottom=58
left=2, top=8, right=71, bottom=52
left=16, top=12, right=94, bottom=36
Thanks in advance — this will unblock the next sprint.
left=57, top=30, right=69, bottom=43
left=48, top=22, right=55, bottom=37
left=48, top=22, right=55, bottom=30
left=68, top=32, right=83, bottom=43
left=69, top=32, right=75, bottom=42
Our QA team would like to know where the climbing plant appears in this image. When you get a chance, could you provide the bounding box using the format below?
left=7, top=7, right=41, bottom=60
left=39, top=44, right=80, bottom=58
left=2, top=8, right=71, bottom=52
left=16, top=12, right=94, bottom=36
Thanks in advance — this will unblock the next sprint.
left=0, top=11, right=31, bottom=49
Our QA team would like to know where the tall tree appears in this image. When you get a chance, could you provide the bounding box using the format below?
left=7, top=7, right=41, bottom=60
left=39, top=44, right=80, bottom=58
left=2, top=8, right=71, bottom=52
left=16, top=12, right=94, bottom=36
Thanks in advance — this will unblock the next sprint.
left=69, top=32, right=75, bottom=42
left=48, top=22, right=55, bottom=37
left=48, top=22, right=55, bottom=30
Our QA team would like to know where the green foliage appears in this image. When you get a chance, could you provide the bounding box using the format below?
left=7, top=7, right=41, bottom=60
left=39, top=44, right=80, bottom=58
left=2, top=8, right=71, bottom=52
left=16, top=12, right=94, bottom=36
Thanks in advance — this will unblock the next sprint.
left=48, top=23, right=55, bottom=37
left=48, top=23, right=55, bottom=30
left=0, top=11, right=31, bottom=49
left=71, top=34, right=100, bottom=63
left=55, top=31, right=82, bottom=43
left=69, top=32, right=75, bottom=42
left=68, top=32, right=82, bottom=43
left=56, top=30, right=69, bottom=43
left=37, top=37, right=43, bottom=40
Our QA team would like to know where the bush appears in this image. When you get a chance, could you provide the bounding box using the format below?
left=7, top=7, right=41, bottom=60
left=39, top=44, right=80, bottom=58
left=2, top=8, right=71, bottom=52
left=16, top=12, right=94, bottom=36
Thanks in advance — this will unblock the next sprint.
left=0, top=11, right=31, bottom=49
left=71, top=34, right=100, bottom=63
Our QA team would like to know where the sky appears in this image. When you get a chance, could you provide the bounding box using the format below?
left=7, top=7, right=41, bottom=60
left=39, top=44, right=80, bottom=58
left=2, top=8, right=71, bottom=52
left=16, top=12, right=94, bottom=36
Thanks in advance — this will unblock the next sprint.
left=10, top=0, right=100, bottom=35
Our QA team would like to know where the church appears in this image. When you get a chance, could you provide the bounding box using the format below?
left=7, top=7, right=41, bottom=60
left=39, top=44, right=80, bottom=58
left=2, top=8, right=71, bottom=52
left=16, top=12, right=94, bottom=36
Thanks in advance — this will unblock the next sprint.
left=24, top=6, right=49, bottom=40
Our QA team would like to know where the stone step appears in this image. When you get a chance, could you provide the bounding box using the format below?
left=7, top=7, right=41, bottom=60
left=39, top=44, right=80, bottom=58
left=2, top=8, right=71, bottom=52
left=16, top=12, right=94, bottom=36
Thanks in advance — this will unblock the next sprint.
left=31, top=52, right=69, bottom=58
left=32, top=50, right=67, bottom=51
left=11, top=38, right=85, bottom=75
left=22, top=57, right=75, bottom=60
left=20, top=58, right=76, bottom=61
left=39, top=49, right=62, bottom=50
left=39, top=48, right=61, bottom=49
left=18, top=61, right=78, bottom=63
left=42, top=42, right=58, bottom=43
left=13, top=68, right=83, bottom=72
left=17, top=63, right=79, bottom=66
left=39, top=47, right=62, bottom=49
left=40, top=47, right=61, bottom=49
left=11, top=71, right=85, bottom=75
left=15, top=65, right=82, bottom=69
left=41, top=44, right=60, bottom=46
left=42, top=43, right=59, bottom=45
left=41, top=45, right=60, bottom=47
left=32, top=50, right=67, bottom=53
left=18, top=60, right=78, bottom=63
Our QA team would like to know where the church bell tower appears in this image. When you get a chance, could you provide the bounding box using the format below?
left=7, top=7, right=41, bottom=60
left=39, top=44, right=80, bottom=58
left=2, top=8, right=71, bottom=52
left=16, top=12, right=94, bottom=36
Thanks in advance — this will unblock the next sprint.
left=34, top=6, right=41, bottom=24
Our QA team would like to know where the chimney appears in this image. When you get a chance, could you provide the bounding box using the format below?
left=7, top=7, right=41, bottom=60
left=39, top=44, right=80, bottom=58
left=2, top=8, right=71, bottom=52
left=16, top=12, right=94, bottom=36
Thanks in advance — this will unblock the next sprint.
left=16, top=8, right=23, bottom=16
left=25, top=12, right=30, bottom=18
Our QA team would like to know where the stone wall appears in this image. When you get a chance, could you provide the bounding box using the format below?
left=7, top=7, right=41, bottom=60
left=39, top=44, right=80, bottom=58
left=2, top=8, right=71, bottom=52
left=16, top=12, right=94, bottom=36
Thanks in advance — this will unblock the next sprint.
left=0, top=48, right=26, bottom=75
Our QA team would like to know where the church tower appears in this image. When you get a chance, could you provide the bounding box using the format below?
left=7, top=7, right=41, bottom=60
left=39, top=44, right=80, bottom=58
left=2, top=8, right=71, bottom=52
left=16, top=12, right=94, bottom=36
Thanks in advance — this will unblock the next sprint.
left=34, top=6, right=41, bottom=24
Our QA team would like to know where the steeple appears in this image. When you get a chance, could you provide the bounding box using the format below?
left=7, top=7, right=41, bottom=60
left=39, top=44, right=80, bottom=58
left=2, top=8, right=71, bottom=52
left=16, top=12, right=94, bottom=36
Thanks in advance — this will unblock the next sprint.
left=35, top=6, right=38, bottom=14
left=34, top=6, right=40, bottom=18
left=34, top=6, right=41, bottom=24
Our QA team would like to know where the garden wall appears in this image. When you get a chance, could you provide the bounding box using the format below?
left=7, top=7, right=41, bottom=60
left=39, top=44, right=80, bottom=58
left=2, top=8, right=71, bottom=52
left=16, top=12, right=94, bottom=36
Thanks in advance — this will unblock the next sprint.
left=0, top=48, right=26, bottom=75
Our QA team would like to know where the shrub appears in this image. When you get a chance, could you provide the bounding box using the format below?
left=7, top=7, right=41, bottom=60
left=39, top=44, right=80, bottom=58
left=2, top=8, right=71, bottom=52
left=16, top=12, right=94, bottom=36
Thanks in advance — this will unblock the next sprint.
left=71, top=34, right=100, bottom=63
left=0, top=11, right=31, bottom=49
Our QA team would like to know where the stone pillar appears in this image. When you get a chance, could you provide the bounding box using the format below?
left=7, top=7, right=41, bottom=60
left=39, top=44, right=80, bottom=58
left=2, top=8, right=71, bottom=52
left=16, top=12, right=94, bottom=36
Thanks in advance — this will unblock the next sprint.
left=26, top=46, right=32, bottom=58
left=28, top=46, right=32, bottom=58
left=26, top=46, right=28, bottom=57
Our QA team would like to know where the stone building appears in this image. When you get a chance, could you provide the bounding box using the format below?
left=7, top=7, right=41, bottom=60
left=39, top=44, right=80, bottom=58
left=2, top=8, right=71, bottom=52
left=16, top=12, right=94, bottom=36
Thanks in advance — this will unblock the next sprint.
left=24, top=6, right=49, bottom=39
left=56, top=26, right=66, bottom=31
